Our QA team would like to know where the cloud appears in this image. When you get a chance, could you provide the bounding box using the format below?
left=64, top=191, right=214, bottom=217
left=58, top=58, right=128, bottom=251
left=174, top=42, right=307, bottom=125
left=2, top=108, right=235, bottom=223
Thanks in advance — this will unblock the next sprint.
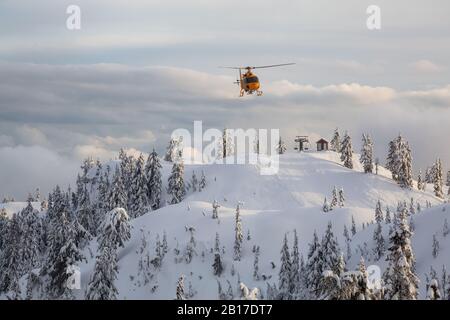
left=411, top=60, right=443, bottom=73
left=0, top=145, right=79, bottom=200
left=0, top=62, right=449, bottom=198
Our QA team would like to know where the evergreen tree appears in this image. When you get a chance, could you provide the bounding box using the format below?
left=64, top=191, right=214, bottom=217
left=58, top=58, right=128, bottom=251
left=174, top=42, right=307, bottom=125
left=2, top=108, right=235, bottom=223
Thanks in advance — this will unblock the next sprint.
left=167, top=160, right=186, bottom=204
left=276, top=137, right=287, bottom=155
left=340, top=132, right=353, bottom=169
left=212, top=233, right=223, bottom=276
left=198, top=170, right=207, bottom=191
left=184, top=228, right=197, bottom=264
left=330, top=128, right=341, bottom=152
left=360, top=133, right=374, bottom=173
left=164, top=137, right=182, bottom=162
left=432, top=234, right=440, bottom=258
left=108, top=167, right=127, bottom=211
left=443, top=219, right=449, bottom=237
left=146, top=149, right=163, bottom=210
left=322, top=197, right=330, bottom=213
left=0, top=214, right=22, bottom=296
left=176, top=275, right=186, bottom=300
left=77, top=184, right=96, bottom=236
left=136, top=230, right=153, bottom=286
left=253, top=246, right=260, bottom=281
left=383, top=206, right=419, bottom=300
left=351, top=215, right=357, bottom=236
left=338, top=188, right=345, bottom=207
left=433, top=158, right=444, bottom=198
left=233, top=203, right=243, bottom=261
left=0, top=208, right=8, bottom=250
left=330, top=187, right=338, bottom=209
left=98, top=208, right=131, bottom=251
left=320, top=222, right=341, bottom=275
left=417, top=170, right=425, bottom=191
left=85, top=246, right=119, bottom=300
left=305, top=231, right=322, bottom=297
left=372, top=222, right=385, bottom=261
left=130, top=153, right=149, bottom=217
left=375, top=200, right=384, bottom=224
left=190, top=171, right=198, bottom=192
left=212, top=200, right=220, bottom=219
left=343, top=225, right=352, bottom=260
left=386, top=139, right=399, bottom=180
left=426, top=278, right=441, bottom=300
left=385, top=207, right=392, bottom=224
left=218, top=129, right=234, bottom=159
left=389, top=135, right=413, bottom=188
left=18, top=197, right=42, bottom=274
left=278, top=234, right=292, bottom=300
left=290, top=230, right=301, bottom=298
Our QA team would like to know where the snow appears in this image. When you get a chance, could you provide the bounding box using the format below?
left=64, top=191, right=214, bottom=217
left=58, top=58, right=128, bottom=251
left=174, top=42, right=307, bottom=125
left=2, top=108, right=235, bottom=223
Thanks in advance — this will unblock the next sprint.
left=74, top=151, right=445, bottom=299
left=3, top=151, right=447, bottom=299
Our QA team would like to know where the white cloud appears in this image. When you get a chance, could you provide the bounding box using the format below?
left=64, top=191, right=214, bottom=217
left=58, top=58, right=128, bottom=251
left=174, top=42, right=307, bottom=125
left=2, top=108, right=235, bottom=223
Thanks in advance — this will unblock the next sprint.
left=411, top=60, right=442, bottom=73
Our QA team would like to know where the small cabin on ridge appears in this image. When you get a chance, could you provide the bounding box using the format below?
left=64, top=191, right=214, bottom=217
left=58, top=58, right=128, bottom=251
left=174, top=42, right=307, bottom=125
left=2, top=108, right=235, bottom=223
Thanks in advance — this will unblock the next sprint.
left=316, top=138, right=329, bottom=151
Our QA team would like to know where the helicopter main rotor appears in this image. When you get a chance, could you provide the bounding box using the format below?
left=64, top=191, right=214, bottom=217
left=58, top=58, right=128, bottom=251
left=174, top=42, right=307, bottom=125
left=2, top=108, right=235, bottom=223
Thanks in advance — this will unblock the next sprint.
left=219, top=63, right=295, bottom=71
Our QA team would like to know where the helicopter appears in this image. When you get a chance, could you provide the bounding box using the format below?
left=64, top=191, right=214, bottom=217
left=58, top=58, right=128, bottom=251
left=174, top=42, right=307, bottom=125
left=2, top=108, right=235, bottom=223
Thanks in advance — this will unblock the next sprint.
left=220, top=63, right=295, bottom=97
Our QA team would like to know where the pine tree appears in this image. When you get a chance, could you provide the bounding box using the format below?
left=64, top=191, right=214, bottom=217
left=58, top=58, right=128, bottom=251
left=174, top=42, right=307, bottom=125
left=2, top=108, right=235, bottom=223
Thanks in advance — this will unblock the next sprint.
left=330, top=187, right=338, bottom=209
left=417, top=170, right=425, bottom=191
left=290, top=230, right=301, bottom=298
left=433, top=158, right=444, bottom=198
left=0, top=208, right=8, bottom=250
left=385, top=206, right=392, bottom=224
left=338, top=188, right=345, bottom=207
left=393, top=135, right=413, bottom=189
left=330, top=128, right=341, bottom=152
left=360, top=133, right=374, bottom=173
left=343, top=225, right=352, bottom=260
left=340, top=132, right=353, bottom=169
left=372, top=222, right=385, bottom=261
left=77, top=184, right=96, bottom=236
left=375, top=200, right=384, bottom=223
left=233, top=203, right=243, bottom=261
left=212, top=200, right=220, bottom=219
left=190, top=171, right=198, bottom=192
left=253, top=246, right=260, bottom=281
left=164, top=137, right=182, bottom=162
left=322, top=197, right=330, bottom=213
left=18, top=197, right=42, bottom=274
left=443, top=219, right=449, bottom=237
left=98, top=208, right=131, bottom=251
left=136, top=230, right=153, bottom=286
left=167, top=160, right=186, bottom=204
left=129, top=153, right=149, bottom=218
left=184, top=228, right=197, bottom=264
left=146, top=149, right=163, bottom=210
left=426, top=278, right=441, bottom=300
left=276, top=137, right=287, bottom=155
left=278, top=234, right=292, bottom=300
left=305, top=231, right=322, bottom=297
left=432, top=234, right=440, bottom=258
left=218, top=129, right=234, bottom=159
left=383, top=206, right=419, bottom=300
left=320, top=222, right=341, bottom=275
left=108, top=167, right=127, bottom=211
left=198, top=170, right=207, bottom=191
left=212, top=233, right=223, bottom=276
left=176, top=275, right=186, bottom=300
left=386, top=139, right=399, bottom=180
left=0, top=213, right=22, bottom=296
left=351, top=215, right=357, bottom=236
left=85, top=246, right=119, bottom=300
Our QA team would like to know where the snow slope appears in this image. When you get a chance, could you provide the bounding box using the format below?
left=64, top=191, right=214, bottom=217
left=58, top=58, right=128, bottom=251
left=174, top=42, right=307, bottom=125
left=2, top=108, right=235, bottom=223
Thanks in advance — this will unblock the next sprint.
left=73, top=151, right=446, bottom=299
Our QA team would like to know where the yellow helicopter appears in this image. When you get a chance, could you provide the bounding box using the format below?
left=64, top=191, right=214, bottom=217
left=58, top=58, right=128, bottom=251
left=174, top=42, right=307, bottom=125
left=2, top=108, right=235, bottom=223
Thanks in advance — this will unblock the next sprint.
left=220, top=63, right=295, bottom=97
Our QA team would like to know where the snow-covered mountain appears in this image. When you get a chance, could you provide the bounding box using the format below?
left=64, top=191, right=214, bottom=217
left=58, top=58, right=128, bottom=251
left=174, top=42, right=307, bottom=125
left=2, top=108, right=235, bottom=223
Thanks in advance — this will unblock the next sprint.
left=68, top=151, right=446, bottom=299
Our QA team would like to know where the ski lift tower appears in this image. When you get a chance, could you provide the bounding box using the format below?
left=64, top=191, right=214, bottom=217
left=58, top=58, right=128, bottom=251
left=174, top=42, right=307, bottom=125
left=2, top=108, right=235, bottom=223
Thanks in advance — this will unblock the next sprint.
left=294, top=136, right=310, bottom=152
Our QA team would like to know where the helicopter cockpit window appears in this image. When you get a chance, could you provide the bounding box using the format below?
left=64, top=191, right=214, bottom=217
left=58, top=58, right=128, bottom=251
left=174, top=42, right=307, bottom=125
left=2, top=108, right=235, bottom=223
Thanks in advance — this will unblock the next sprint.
left=246, top=76, right=259, bottom=83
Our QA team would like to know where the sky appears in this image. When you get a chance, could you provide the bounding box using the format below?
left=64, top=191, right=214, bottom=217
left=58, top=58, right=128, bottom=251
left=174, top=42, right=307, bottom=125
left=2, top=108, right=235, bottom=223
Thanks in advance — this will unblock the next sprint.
left=0, top=0, right=449, bottom=199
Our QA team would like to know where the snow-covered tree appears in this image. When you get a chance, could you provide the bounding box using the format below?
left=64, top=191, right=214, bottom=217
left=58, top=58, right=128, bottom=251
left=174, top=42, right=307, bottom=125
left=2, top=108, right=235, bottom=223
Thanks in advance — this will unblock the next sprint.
left=129, top=153, right=149, bottom=218
left=305, top=231, right=322, bottom=297
left=383, top=206, right=419, bottom=300
left=218, top=129, right=234, bottom=159
left=432, top=158, right=444, bottom=198
left=340, top=132, right=353, bottom=169
left=417, top=170, right=425, bottom=191
left=372, top=222, right=385, bottom=261
left=85, top=246, right=119, bottom=300
left=77, top=184, right=96, bottom=236
left=360, top=133, right=374, bottom=173
left=351, top=215, right=356, bottom=236
left=253, top=246, right=260, bottom=281
left=320, top=222, right=341, bottom=275
left=145, top=149, right=163, bottom=210
left=167, top=159, right=186, bottom=205
left=164, top=137, right=183, bottom=162
left=184, top=228, right=197, bottom=264
left=0, top=214, right=22, bottom=296
left=343, top=225, right=352, bottom=260
left=385, top=207, right=392, bottom=224
left=176, top=275, right=186, bottom=300
left=432, top=234, right=440, bottom=258
left=443, top=219, right=449, bottom=237
left=387, top=135, right=413, bottom=188
left=240, top=282, right=259, bottom=300
left=330, top=187, right=338, bottom=209
left=278, top=234, right=292, bottom=300
left=426, top=279, right=441, bottom=300
left=18, top=197, right=42, bottom=274
left=338, top=188, right=345, bottom=207
left=136, top=230, right=153, bottom=286
left=375, top=200, right=384, bottom=224
left=198, top=170, right=207, bottom=191
left=212, top=232, right=223, bottom=276
left=108, top=167, right=127, bottom=211
left=0, top=208, right=7, bottom=250
left=190, top=171, right=198, bottom=192
left=330, top=128, right=341, bottom=152
left=322, top=197, right=330, bottom=213
left=290, top=230, right=301, bottom=298
left=212, top=200, right=220, bottom=219
left=276, top=136, right=287, bottom=155
left=98, top=208, right=131, bottom=251
left=233, top=203, right=244, bottom=261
